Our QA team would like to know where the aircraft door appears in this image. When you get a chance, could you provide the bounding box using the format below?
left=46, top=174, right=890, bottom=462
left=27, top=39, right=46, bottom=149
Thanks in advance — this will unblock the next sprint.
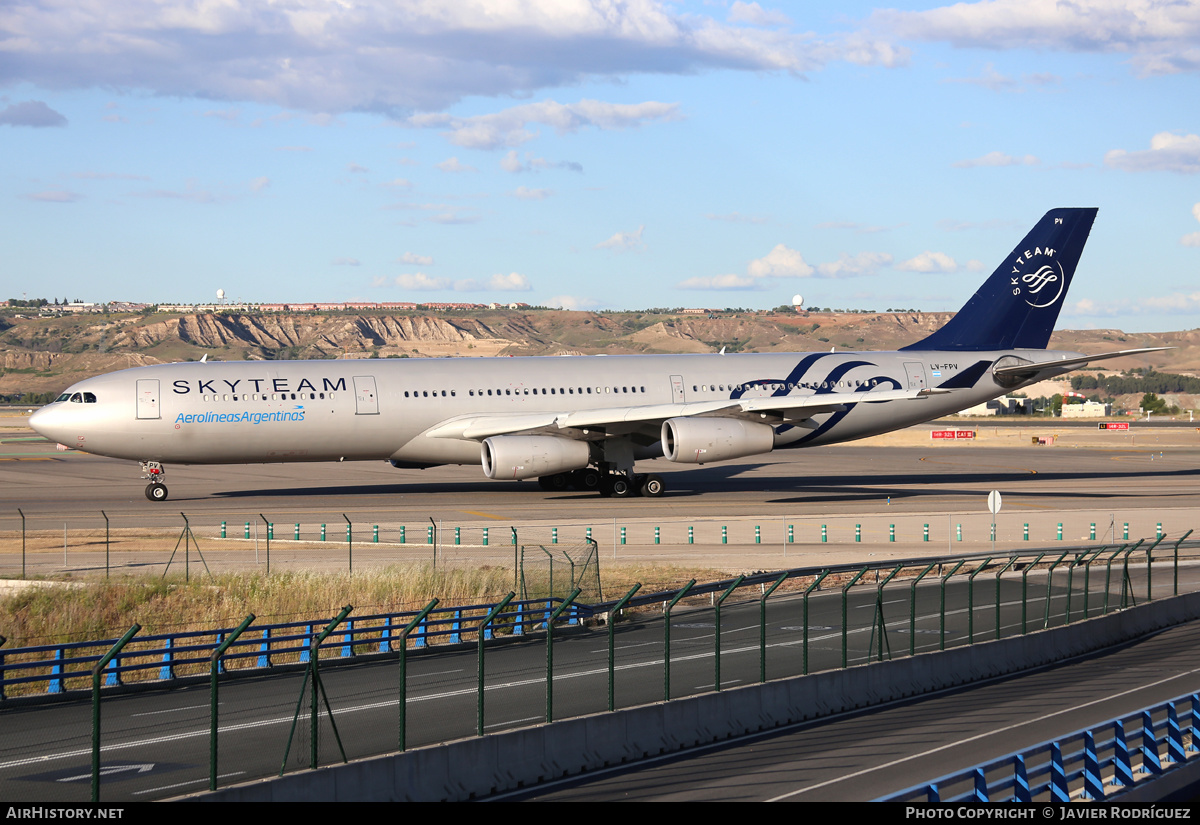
left=353, top=376, right=379, bottom=415
left=136, top=379, right=160, bottom=420
left=670, top=375, right=686, bottom=403
left=903, top=362, right=928, bottom=391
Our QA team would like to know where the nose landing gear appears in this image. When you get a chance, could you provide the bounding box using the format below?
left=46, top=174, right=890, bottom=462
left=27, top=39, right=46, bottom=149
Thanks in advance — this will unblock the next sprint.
left=140, top=461, right=168, bottom=501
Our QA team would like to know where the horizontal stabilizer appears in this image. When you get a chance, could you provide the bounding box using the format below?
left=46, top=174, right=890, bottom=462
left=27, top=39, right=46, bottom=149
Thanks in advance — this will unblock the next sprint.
left=992, top=347, right=1172, bottom=381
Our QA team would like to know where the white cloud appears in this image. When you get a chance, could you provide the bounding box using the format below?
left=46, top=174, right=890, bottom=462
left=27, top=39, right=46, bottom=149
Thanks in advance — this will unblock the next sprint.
left=728, top=2, right=791, bottom=27
left=398, top=252, right=433, bottom=265
left=0, top=100, right=67, bottom=127
left=249, top=176, right=270, bottom=191
left=596, top=225, right=646, bottom=252
left=816, top=252, right=893, bottom=278
left=897, top=251, right=958, bottom=272
left=872, top=0, right=1200, bottom=77
left=512, top=186, right=552, bottom=200
left=680, top=242, right=892, bottom=292
left=1069, top=292, right=1200, bottom=316
left=436, top=157, right=477, bottom=173
left=332, top=257, right=360, bottom=266
left=0, top=2, right=907, bottom=115
left=1105, top=133, right=1200, bottom=174
left=747, top=244, right=813, bottom=279
left=347, top=163, right=369, bottom=174
left=395, top=272, right=451, bottom=290
left=382, top=178, right=413, bottom=189
left=548, top=295, right=600, bottom=311
left=456, top=272, right=532, bottom=292
left=501, top=150, right=582, bottom=173
left=676, top=273, right=766, bottom=290
left=952, top=151, right=1039, bottom=168
left=411, top=99, right=681, bottom=151
left=1184, top=203, right=1200, bottom=246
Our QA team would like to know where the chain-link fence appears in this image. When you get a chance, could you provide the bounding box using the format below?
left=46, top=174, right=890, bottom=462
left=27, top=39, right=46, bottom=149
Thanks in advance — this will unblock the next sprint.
left=0, top=508, right=1184, bottom=578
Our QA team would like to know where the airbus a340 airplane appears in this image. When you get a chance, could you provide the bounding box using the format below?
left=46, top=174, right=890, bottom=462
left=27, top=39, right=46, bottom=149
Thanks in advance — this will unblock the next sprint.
left=31, top=208, right=1163, bottom=501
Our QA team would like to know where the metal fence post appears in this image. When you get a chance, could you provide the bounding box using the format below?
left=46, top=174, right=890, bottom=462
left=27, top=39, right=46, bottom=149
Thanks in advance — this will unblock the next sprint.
left=398, top=599, right=439, bottom=752
left=841, top=568, right=868, bottom=668
left=715, top=576, right=744, bottom=691
left=994, top=558, right=1017, bottom=639
left=967, top=559, right=991, bottom=645
left=92, top=624, right=140, bottom=803
left=477, top=593, right=515, bottom=736
left=803, top=571, right=829, bottom=675
left=909, top=563, right=936, bottom=657
left=608, top=584, right=641, bottom=712
left=210, top=614, right=255, bottom=791
left=1021, top=553, right=1046, bottom=634
left=939, top=561, right=966, bottom=650
left=759, top=573, right=788, bottom=682
left=663, top=581, right=696, bottom=701
left=546, top=588, right=582, bottom=722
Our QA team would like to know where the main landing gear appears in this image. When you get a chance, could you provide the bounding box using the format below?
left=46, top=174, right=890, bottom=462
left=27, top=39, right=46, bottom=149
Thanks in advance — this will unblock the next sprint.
left=140, top=461, right=168, bottom=502
left=537, top=470, right=665, bottom=498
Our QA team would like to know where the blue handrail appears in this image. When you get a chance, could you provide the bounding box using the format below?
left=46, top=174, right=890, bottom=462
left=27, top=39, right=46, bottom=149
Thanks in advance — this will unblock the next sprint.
left=0, top=597, right=587, bottom=699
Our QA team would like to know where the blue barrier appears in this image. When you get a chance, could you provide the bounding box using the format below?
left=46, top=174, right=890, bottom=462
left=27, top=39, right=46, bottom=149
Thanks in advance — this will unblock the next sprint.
left=0, top=596, right=588, bottom=698
left=881, top=691, right=1200, bottom=802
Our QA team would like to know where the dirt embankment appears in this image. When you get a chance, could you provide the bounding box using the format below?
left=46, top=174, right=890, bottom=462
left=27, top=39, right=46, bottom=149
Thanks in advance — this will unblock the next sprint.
left=1, top=308, right=1194, bottom=396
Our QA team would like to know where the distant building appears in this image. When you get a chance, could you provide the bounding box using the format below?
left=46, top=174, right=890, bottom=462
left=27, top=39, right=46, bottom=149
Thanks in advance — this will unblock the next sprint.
left=1060, top=400, right=1111, bottom=418
left=957, top=396, right=1030, bottom=416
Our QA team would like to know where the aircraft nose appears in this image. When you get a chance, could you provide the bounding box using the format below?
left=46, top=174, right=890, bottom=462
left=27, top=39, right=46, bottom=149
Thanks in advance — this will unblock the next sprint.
left=29, top=404, right=68, bottom=443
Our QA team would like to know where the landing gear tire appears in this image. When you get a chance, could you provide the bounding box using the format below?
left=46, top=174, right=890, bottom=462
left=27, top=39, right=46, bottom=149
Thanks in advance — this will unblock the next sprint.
left=639, top=474, right=665, bottom=498
left=571, top=469, right=601, bottom=491
left=604, top=476, right=635, bottom=498
left=145, top=483, right=168, bottom=502
left=538, top=473, right=571, bottom=492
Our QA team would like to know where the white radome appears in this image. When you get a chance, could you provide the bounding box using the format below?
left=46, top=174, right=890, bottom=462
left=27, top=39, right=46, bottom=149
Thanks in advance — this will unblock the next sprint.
left=792, top=294, right=803, bottom=307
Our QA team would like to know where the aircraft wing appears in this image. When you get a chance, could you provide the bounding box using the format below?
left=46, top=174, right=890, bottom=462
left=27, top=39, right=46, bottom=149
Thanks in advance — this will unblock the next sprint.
left=424, top=386, right=942, bottom=442
left=991, top=347, right=1171, bottom=382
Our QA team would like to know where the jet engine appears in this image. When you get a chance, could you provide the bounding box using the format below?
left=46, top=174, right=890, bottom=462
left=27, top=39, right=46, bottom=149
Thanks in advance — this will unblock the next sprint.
left=661, top=418, right=775, bottom=464
left=481, top=436, right=591, bottom=480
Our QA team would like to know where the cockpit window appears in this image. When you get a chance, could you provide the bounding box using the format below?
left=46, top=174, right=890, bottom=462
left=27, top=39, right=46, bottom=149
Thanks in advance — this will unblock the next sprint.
left=69, top=393, right=83, bottom=403
left=56, top=393, right=70, bottom=402
left=83, top=392, right=97, bottom=403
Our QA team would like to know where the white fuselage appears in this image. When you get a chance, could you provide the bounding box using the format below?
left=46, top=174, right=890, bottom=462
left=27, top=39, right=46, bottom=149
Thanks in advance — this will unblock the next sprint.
left=29, top=348, right=1069, bottom=469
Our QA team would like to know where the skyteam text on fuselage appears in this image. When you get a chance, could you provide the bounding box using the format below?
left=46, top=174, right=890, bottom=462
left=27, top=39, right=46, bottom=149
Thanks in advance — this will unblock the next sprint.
left=30, top=208, right=1165, bottom=501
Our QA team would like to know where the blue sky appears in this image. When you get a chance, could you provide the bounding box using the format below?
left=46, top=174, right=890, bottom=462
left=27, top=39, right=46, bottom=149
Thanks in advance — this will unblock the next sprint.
left=2, top=0, right=1198, bottom=331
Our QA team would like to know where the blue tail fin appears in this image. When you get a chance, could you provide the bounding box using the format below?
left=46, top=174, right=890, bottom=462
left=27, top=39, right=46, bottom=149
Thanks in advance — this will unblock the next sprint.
left=904, top=208, right=1098, bottom=351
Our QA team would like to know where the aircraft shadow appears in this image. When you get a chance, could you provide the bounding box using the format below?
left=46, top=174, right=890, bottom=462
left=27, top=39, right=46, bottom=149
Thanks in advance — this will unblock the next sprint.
left=208, top=463, right=1200, bottom=503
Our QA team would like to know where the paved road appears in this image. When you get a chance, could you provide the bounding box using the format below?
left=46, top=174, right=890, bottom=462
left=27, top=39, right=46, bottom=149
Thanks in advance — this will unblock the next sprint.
left=494, top=617, right=1200, bottom=802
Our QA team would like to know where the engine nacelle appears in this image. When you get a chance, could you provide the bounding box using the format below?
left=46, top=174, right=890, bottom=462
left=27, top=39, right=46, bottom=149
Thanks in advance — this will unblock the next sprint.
left=481, top=436, right=591, bottom=480
left=661, top=418, right=775, bottom=465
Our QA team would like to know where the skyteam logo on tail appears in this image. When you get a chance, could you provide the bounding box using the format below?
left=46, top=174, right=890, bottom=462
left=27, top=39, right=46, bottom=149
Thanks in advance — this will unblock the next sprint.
left=1010, top=247, right=1065, bottom=308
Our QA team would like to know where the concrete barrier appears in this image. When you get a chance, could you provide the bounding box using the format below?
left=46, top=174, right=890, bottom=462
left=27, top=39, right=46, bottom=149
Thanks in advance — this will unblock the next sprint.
left=188, top=591, right=1200, bottom=802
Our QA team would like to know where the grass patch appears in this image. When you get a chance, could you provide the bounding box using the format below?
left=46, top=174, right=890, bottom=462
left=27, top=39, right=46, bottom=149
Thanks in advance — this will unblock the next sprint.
left=0, top=563, right=730, bottom=648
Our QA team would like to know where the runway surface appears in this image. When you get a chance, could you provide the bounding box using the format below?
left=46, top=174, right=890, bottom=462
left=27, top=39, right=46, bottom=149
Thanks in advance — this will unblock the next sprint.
left=2, top=420, right=1199, bottom=571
